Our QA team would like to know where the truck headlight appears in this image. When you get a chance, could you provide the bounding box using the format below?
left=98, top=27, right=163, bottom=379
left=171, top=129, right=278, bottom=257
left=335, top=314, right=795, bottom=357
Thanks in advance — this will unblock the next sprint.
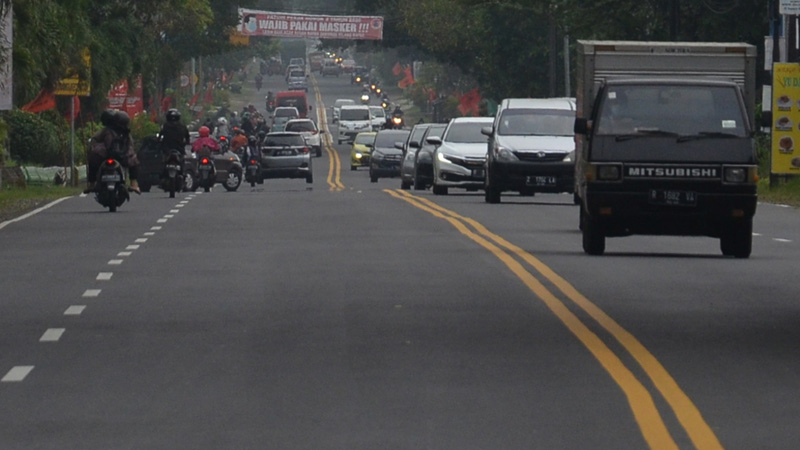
left=723, top=166, right=746, bottom=183
left=597, top=164, right=622, bottom=181
left=564, top=150, right=575, bottom=162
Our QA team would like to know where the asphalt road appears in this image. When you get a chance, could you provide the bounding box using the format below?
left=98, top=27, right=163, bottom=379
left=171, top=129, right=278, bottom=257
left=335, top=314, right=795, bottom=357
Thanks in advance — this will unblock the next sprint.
left=1, top=73, right=800, bottom=450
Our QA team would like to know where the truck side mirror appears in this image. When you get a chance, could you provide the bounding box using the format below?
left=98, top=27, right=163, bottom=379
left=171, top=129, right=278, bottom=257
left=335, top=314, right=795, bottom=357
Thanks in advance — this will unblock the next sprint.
left=574, top=118, right=590, bottom=135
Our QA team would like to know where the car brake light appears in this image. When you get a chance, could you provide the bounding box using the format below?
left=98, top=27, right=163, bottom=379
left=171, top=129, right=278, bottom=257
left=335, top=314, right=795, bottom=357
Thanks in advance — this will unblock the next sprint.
left=301, top=147, right=309, bottom=153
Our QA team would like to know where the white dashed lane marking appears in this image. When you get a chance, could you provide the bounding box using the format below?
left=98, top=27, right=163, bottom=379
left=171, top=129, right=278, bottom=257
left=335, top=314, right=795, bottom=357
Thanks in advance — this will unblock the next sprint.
left=40, top=328, right=65, bottom=342
left=157, top=219, right=168, bottom=223
left=774, top=238, right=792, bottom=243
left=2, top=366, right=34, bottom=382
left=126, top=245, right=139, bottom=250
left=82, top=289, right=101, bottom=298
left=144, top=232, right=155, bottom=236
left=151, top=226, right=162, bottom=231
left=135, top=238, right=148, bottom=243
left=117, top=252, right=132, bottom=257
left=108, top=259, right=123, bottom=265
left=64, top=306, right=86, bottom=315
left=97, top=272, right=113, bottom=281
left=170, top=210, right=180, bottom=213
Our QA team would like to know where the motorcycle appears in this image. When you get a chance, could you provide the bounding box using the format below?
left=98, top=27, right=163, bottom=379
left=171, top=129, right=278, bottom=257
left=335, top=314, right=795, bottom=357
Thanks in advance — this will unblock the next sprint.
left=388, top=114, right=404, bottom=129
left=94, top=158, right=129, bottom=212
left=245, top=155, right=262, bottom=187
left=162, top=149, right=184, bottom=198
left=360, top=93, right=370, bottom=105
left=266, top=97, right=275, bottom=113
left=219, top=135, right=231, bottom=153
left=197, top=154, right=216, bottom=192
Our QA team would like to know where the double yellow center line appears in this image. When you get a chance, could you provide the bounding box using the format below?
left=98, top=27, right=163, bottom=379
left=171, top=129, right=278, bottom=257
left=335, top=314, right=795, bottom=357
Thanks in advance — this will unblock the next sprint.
left=310, top=74, right=345, bottom=191
left=386, top=189, right=725, bottom=450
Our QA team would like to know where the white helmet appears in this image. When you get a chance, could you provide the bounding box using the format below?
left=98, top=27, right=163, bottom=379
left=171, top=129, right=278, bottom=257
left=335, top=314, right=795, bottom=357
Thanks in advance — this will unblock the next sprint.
left=217, top=117, right=228, bottom=125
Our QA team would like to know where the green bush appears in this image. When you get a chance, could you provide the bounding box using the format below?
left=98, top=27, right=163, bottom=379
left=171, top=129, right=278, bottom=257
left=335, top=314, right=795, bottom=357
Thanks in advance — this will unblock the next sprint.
left=130, top=113, right=160, bottom=143
left=6, top=109, right=63, bottom=166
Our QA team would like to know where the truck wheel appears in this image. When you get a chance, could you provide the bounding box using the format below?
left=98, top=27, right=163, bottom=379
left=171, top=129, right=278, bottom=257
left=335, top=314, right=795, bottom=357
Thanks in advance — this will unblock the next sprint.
left=582, top=215, right=605, bottom=255
left=720, top=219, right=752, bottom=258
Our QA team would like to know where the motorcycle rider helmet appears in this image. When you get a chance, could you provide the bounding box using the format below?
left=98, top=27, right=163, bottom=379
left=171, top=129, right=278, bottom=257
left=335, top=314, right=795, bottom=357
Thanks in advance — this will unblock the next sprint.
left=100, top=109, right=116, bottom=127
left=248, top=135, right=257, bottom=145
left=242, top=112, right=251, bottom=120
left=113, top=111, right=131, bottom=132
left=166, top=109, right=181, bottom=122
left=217, top=117, right=228, bottom=126
left=199, top=126, right=210, bottom=137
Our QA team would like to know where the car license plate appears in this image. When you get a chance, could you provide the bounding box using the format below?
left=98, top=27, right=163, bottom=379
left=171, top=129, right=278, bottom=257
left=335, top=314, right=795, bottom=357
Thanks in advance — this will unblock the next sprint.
left=471, top=169, right=485, bottom=178
left=275, top=150, right=294, bottom=156
left=649, top=190, right=697, bottom=207
left=526, top=176, right=556, bottom=186
left=100, top=174, right=121, bottom=182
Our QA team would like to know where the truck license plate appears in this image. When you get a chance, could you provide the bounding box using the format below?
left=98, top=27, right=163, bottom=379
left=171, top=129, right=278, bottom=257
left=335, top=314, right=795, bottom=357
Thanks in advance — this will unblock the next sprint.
left=526, top=176, right=556, bottom=186
left=649, top=190, right=697, bottom=207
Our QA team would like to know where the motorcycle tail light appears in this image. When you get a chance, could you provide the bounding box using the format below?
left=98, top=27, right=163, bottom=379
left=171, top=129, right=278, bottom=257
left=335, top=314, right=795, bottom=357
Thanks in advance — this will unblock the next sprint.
left=201, top=158, right=210, bottom=164
left=250, top=159, right=258, bottom=164
left=106, top=159, right=115, bottom=165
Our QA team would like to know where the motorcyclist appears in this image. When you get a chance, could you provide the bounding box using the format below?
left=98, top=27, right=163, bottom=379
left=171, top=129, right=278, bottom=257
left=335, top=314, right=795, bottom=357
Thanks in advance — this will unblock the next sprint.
left=159, top=109, right=190, bottom=156
left=243, top=135, right=260, bottom=162
left=85, top=110, right=140, bottom=194
left=231, top=128, right=248, bottom=154
left=230, top=111, right=241, bottom=128
left=256, top=129, right=268, bottom=146
left=215, top=117, right=230, bottom=139
left=191, top=126, right=220, bottom=157
left=255, top=73, right=263, bottom=91
left=241, top=112, right=254, bottom=135
left=392, top=105, right=405, bottom=118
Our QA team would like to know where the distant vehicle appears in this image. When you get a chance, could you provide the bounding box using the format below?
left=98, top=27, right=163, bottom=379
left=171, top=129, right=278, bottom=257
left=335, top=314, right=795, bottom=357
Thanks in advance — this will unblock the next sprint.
left=265, top=59, right=282, bottom=76
left=369, top=129, right=410, bottom=182
left=369, top=106, right=386, bottom=131
left=270, top=106, right=299, bottom=132
left=259, top=132, right=313, bottom=184
left=284, top=64, right=303, bottom=81
left=412, top=123, right=447, bottom=190
left=287, top=69, right=308, bottom=92
left=399, top=124, right=432, bottom=190
left=429, top=117, right=494, bottom=195
left=288, top=57, right=305, bottom=67
left=321, top=60, right=342, bottom=77
left=136, top=135, right=198, bottom=193
left=275, top=91, right=311, bottom=118
left=350, top=131, right=376, bottom=170
left=308, top=52, right=325, bottom=72
left=331, top=99, right=355, bottom=123
left=341, top=59, right=356, bottom=73
left=337, top=105, right=372, bottom=145
left=351, top=66, right=369, bottom=85
left=285, top=118, right=322, bottom=157
left=482, top=97, right=577, bottom=203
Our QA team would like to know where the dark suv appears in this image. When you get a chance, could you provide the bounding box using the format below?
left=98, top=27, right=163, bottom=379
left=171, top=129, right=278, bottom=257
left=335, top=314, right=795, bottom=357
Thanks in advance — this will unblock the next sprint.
left=482, top=98, right=577, bottom=203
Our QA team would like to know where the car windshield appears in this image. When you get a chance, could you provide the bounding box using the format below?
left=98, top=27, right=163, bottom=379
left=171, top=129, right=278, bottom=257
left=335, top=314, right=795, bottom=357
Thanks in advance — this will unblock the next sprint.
left=354, top=134, right=375, bottom=145
left=285, top=121, right=316, bottom=132
left=290, top=71, right=304, bottom=78
left=594, top=84, right=748, bottom=137
left=275, top=108, right=298, bottom=117
left=422, top=126, right=446, bottom=148
left=273, top=117, right=291, bottom=125
left=375, top=131, right=409, bottom=148
left=264, top=135, right=304, bottom=146
left=341, top=109, right=370, bottom=121
left=370, top=107, right=386, bottom=118
left=498, top=109, right=575, bottom=136
left=444, top=122, right=490, bottom=143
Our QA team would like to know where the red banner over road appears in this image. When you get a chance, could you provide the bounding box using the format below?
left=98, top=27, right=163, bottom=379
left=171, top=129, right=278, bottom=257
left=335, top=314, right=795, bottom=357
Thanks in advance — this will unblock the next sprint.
left=239, top=9, right=383, bottom=40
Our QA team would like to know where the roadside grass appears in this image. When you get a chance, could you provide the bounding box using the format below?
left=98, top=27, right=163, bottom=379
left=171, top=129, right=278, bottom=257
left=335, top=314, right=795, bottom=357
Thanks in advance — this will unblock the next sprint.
left=758, top=176, right=800, bottom=207
left=0, top=184, right=81, bottom=223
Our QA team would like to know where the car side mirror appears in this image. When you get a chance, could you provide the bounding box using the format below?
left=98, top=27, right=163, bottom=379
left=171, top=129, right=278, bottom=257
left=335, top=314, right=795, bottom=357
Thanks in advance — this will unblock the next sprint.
left=365, top=143, right=373, bottom=148
left=426, top=136, right=442, bottom=146
left=409, top=140, right=420, bottom=149
left=481, top=126, right=493, bottom=136
left=574, top=118, right=590, bottom=135
left=394, top=142, right=404, bottom=150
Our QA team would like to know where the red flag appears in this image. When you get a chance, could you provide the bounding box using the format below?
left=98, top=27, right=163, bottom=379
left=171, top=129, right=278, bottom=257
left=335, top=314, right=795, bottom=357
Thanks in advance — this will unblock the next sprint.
left=189, top=90, right=200, bottom=107
left=22, top=90, right=56, bottom=113
left=204, top=83, right=214, bottom=104
left=398, top=66, right=415, bottom=89
left=392, top=62, right=403, bottom=76
left=458, top=88, right=481, bottom=117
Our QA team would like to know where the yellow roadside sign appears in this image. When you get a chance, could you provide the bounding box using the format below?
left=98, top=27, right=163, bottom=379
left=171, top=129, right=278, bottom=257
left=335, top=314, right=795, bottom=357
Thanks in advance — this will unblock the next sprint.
left=230, top=31, right=249, bottom=46
left=772, top=63, right=800, bottom=174
left=54, top=49, right=91, bottom=96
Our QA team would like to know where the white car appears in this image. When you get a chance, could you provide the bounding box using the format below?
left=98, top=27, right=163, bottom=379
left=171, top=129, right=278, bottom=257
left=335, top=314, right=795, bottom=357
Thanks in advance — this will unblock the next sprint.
left=284, top=119, right=322, bottom=157
left=428, top=116, right=495, bottom=195
left=337, top=105, right=372, bottom=145
left=332, top=98, right=355, bottom=123
left=369, top=106, right=387, bottom=131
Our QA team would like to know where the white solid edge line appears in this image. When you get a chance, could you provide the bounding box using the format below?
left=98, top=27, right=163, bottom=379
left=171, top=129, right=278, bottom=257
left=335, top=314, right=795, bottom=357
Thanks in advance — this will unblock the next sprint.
left=2, top=366, right=34, bottom=382
left=0, top=197, right=72, bottom=231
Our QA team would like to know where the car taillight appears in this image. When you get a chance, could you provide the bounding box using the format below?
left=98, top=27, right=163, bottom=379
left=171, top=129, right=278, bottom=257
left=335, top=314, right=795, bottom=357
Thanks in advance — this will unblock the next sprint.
left=311, top=130, right=319, bottom=135
left=250, top=159, right=258, bottom=164
left=301, top=147, right=310, bottom=154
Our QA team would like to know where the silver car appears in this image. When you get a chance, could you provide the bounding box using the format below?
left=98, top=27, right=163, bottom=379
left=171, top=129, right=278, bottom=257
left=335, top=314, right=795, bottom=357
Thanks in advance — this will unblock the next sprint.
left=399, top=123, right=432, bottom=190
left=287, top=69, right=308, bottom=92
left=259, top=132, right=313, bottom=184
left=271, top=107, right=299, bottom=132
left=429, top=117, right=494, bottom=195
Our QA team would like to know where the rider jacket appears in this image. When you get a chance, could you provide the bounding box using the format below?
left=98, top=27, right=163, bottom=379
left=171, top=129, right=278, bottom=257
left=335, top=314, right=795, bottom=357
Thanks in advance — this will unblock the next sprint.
left=191, top=136, right=220, bottom=154
left=159, top=122, right=190, bottom=155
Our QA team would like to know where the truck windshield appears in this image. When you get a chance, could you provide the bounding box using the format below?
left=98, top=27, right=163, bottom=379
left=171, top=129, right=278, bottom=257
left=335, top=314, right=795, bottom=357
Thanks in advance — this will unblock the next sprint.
left=594, top=85, right=747, bottom=137
left=498, top=109, right=574, bottom=136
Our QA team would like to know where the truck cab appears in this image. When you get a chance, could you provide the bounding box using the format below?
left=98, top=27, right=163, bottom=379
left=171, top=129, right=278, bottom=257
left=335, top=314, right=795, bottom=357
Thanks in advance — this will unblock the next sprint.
left=574, top=41, right=758, bottom=258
